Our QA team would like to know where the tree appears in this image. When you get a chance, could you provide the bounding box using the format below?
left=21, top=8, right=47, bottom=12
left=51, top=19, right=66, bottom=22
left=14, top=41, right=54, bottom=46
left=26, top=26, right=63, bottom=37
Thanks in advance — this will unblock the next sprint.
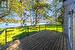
left=8, top=0, right=63, bottom=26
left=57, top=7, right=64, bottom=25
left=9, top=0, right=25, bottom=16
left=8, top=0, right=32, bottom=26
left=45, top=0, right=63, bottom=24
left=31, top=0, right=49, bottom=25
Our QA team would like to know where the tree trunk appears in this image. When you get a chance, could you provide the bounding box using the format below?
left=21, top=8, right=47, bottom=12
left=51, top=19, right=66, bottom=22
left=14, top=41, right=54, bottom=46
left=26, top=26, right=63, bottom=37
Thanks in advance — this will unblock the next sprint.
left=35, top=9, right=38, bottom=25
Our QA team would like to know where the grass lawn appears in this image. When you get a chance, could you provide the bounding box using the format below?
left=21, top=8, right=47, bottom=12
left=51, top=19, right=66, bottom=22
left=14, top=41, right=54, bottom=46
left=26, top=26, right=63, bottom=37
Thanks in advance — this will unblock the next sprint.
left=0, top=25, right=63, bottom=46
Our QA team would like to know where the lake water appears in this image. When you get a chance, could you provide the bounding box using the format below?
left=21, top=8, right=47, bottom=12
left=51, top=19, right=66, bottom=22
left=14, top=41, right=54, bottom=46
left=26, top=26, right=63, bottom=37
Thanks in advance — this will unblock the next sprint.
left=0, top=22, right=49, bottom=28
left=0, top=23, right=21, bottom=28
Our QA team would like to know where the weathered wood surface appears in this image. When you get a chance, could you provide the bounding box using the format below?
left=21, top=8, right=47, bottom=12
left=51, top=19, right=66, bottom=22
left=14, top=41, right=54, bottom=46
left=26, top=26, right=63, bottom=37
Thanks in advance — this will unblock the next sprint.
left=7, top=30, right=67, bottom=50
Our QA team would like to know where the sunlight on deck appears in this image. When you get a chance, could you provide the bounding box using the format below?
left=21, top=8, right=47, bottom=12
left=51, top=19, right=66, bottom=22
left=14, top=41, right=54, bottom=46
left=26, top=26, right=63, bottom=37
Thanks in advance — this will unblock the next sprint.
left=0, top=25, right=63, bottom=46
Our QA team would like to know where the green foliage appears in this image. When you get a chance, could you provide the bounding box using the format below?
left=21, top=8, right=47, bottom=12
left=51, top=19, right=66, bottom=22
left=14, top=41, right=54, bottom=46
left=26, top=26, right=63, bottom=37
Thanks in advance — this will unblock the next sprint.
left=31, top=0, right=49, bottom=24
left=32, top=0, right=49, bottom=15
left=8, top=0, right=32, bottom=17
left=9, top=0, right=25, bottom=16
left=57, top=7, right=64, bottom=24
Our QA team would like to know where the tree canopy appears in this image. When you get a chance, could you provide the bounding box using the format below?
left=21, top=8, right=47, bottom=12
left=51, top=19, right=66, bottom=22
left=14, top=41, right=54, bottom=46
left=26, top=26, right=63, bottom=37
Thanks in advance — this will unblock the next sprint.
left=0, top=0, right=63, bottom=25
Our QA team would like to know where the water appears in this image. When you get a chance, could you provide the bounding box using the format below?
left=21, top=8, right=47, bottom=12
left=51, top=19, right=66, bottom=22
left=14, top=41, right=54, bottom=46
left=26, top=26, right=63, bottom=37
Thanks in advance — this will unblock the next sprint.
left=0, top=22, right=49, bottom=28
left=0, top=23, right=21, bottom=28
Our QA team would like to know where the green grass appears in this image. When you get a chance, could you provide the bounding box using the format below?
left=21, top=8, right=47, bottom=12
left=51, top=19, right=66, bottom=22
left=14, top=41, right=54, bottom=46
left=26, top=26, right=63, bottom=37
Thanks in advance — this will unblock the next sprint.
left=0, top=25, right=63, bottom=46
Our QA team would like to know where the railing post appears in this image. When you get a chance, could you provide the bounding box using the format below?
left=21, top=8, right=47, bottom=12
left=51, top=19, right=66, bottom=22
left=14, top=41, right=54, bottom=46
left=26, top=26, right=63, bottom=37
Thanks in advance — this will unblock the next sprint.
left=39, top=25, right=40, bottom=31
left=45, top=24, right=46, bottom=30
left=5, top=28, right=7, bottom=50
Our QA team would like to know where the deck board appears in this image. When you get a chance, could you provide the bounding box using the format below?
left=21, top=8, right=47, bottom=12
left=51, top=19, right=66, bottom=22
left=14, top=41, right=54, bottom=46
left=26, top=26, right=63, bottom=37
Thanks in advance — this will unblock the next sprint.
left=19, top=30, right=67, bottom=50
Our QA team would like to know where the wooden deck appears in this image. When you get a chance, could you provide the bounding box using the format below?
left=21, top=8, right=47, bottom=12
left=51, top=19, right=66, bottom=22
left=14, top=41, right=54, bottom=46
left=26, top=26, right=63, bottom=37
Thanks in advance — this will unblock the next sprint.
left=19, top=30, right=67, bottom=50
left=7, top=30, right=67, bottom=50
